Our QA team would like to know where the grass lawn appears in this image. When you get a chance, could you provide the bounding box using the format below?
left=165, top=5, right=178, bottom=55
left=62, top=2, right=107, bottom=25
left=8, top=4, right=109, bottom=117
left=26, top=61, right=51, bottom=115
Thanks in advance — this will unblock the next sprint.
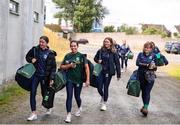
left=0, top=83, right=27, bottom=112
left=160, top=64, right=180, bottom=80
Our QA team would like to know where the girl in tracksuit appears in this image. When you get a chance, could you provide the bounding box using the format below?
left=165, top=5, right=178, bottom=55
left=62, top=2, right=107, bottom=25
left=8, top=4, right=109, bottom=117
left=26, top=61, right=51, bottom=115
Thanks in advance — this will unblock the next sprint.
left=136, top=41, right=157, bottom=116
left=26, top=36, right=57, bottom=121
left=94, top=37, right=121, bottom=111
left=120, top=40, right=130, bottom=71
left=60, top=40, right=90, bottom=123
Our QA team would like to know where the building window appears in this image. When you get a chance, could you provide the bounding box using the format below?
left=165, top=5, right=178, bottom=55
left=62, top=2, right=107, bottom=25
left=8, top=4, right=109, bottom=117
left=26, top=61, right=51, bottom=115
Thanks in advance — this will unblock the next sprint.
left=33, top=11, right=39, bottom=23
left=9, top=0, right=19, bottom=15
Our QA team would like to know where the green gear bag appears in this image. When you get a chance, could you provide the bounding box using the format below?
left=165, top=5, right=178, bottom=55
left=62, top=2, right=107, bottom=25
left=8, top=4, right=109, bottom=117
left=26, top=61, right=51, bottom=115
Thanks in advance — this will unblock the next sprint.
left=52, top=70, right=66, bottom=92
left=127, top=80, right=141, bottom=97
left=17, top=63, right=36, bottom=79
left=93, top=64, right=102, bottom=76
left=127, top=52, right=134, bottom=59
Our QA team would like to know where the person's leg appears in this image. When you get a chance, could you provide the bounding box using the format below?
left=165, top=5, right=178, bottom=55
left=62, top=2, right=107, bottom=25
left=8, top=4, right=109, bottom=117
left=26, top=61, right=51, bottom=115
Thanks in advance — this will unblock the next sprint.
left=28, top=76, right=39, bottom=120
left=97, top=72, right=104, bottom=98
left=30, top=76, right=39, bottom=112
left=139, top=72, right=146, bottom=105
left=125, top=58, right=128, bottom=68
left=103, top=74, right=112, bottom=102
left=121, top=56, right=124, bottom=69
left=143, top=80, right=154, bottom=109
left=74, top=83, right=83, bottom=117
left=66, top=81, right=74, bottom=113
left=40, top=77, right=49, bottom=98
left=74, top=83, right=83, bottom=108
left=65, top=81, right=73, bottom=123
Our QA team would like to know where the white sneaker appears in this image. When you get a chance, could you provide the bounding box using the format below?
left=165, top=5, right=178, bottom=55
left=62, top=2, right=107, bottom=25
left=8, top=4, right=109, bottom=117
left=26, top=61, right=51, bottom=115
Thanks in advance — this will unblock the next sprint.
left=100, top=104, right=107, bottom=111
left=64, top=114, right=71, bottom=123
left=46, top=109, right=52, bottom=115
left=121, top=69, right=124, bottom=73
left=74, top=107, right=82, bottom=117
left=27, top=113, right=37, bottom=121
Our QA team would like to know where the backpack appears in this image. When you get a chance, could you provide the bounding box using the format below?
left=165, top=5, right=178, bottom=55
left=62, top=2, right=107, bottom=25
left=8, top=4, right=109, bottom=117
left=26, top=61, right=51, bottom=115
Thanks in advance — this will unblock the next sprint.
left=82, top=54, right=94, bottom=83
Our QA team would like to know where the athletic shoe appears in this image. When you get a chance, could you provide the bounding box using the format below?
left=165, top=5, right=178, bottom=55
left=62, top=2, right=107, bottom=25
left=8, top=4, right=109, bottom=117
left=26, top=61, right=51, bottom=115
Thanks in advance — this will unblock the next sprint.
left=140, top=107, right=148, bottom=117
left=27, top=113, right=37, bottom=121
left=100, top=103, right=107, bottom=111
left=64, top=114, right=71, bottom=123
left=74, top=107, right=82, bottom=117
left=46, top=109, right=52, bottom=115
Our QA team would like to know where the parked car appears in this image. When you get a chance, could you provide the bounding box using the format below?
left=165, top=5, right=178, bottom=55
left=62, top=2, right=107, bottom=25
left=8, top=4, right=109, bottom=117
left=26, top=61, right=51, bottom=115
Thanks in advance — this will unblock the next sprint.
left=77, top=39, right=89, bottom=44
left=170, top=42, right=180, bottom=54
left=165, top=41, right=173, bottom=53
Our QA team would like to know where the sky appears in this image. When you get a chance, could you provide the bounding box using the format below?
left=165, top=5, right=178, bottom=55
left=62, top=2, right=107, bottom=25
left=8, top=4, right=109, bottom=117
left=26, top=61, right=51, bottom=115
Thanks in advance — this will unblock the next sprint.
left=45, top=0, right=180, bottom=31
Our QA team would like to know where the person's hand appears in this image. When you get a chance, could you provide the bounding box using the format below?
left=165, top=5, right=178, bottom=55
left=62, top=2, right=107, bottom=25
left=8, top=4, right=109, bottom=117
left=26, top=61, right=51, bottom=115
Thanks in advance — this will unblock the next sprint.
left=70, top=63, right=76, bottom=68
left=32, top=58, right=37, bottom=63
left=84, top=80, right=90, bottom=87
left=98, top=60, right=102, bottom=64
left=49, top=80, right=54, bottom=87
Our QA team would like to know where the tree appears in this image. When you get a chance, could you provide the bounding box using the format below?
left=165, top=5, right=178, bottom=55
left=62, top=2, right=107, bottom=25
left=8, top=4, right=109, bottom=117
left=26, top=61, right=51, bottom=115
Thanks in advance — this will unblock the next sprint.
left=104, top=26, right=115, bottom=32
left=73, top=0, right=96, bottom=32
left=117, top=24, right=128, bottom=32
left=53, top=0, right=108, bottom=32
left=117, top=24, right=138, bottom=34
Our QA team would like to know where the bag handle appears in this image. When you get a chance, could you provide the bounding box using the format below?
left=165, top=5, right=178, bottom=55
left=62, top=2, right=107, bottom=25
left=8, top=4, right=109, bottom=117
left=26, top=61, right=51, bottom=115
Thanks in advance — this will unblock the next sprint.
left=33, top=47, right=36, bottom=58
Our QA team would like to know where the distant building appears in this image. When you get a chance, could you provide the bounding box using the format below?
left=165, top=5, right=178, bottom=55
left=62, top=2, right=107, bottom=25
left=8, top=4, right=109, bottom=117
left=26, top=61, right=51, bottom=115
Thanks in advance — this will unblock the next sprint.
left=91, top=19, right=103, bottom=32
left=175, top=25, right=180, bottom=33
left=141, top=23, right=171, bottom=37
left=0, top=0, right=44, bottom=84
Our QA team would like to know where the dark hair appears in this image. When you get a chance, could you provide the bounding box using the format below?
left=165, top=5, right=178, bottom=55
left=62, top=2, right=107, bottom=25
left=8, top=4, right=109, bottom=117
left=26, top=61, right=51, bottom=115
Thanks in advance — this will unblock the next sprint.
left=70, top=40, right=79, bottom=47
left=40, top=36, right=49, bottom=43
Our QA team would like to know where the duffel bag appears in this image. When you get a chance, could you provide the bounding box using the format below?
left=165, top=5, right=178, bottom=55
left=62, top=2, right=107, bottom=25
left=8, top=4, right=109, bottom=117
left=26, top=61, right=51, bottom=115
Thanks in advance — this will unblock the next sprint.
left=52, top=70, right=66, bottom=92
left=15, top=64, right=36, bottom=91
left=127, top=80, right=141, bottom=97
left=127, top=51, right=134, bottom=59
left=17, top=63, right=36, bottom=79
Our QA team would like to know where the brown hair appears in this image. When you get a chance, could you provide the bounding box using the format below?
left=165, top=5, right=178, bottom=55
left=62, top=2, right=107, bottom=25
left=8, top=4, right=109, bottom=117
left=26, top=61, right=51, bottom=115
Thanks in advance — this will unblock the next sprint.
left=102, top=37, right=116, bottom=53
left=40, top=36, right=49, bottom=43
left=143, top=41, right=153, bottom=52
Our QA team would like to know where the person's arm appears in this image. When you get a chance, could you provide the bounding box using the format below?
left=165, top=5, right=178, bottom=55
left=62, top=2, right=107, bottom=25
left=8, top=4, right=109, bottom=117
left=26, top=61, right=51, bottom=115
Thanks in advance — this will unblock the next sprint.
left=114, top=53, right=121, bottom=79
left=136, top=53, right=149, bottom=67
left=94, top=50, right=101, bottom=64
left=26, top=47, right=36, bottom=63
left=85, top=63, right=90, bottom=86
left=60, top=55, right=75, bottom=70
left=49, top=52, right=57, bottom=81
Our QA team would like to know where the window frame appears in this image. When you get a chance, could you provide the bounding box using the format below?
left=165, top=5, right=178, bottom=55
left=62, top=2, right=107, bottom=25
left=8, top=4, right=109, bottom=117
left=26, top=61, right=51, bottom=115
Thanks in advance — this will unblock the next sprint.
left=9, top=0, right=19, bottom=16
left=33, top=11, right=39, bottom=23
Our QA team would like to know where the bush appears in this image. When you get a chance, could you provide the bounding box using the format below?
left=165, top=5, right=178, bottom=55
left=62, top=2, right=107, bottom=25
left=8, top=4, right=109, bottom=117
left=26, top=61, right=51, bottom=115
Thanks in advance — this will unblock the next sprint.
left=104, top=25, right=115, bottom=32
left=117, top=24, right=138, bottom=35
left=45, top=24, right=62, bottom=32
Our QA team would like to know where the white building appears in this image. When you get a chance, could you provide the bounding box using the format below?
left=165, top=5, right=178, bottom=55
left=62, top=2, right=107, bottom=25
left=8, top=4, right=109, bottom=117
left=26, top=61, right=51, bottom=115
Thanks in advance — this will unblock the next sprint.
left=0, top=0, right=44, bottom=84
